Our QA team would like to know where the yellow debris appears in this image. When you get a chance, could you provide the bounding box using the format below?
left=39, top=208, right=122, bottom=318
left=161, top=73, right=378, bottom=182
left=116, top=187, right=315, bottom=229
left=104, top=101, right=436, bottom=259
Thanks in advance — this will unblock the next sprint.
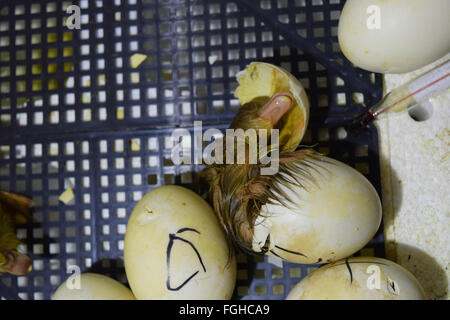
left=131, top=53, right=147, bottom=69
left=59, top=188, right=74, bottom=204
left=116, top=108, right=125, bottom=120
left=130, top=139, right=141, bottom=152
left=208, top=55, right=218, bottom=65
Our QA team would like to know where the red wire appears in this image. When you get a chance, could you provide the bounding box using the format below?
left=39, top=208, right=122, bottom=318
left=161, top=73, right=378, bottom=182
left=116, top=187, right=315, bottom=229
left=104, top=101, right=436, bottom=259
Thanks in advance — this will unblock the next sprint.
left=377, top=72, right=450, bottom=115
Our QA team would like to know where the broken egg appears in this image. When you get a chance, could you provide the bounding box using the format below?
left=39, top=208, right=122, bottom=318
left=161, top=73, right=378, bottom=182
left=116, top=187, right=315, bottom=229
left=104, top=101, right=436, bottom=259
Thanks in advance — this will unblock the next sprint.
left=234, top=62, right=309, bottom=151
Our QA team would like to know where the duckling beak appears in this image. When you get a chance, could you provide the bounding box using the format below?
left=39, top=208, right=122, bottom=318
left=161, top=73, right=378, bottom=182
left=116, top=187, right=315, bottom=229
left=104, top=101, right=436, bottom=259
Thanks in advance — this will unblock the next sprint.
left=257, top=93, right=293, bottom=127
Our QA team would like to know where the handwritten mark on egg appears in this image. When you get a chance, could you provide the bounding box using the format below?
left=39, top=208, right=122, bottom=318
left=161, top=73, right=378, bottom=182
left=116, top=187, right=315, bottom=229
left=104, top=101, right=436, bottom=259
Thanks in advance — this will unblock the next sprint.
left=269, top=245, right=308, bottom=260
left=166, top=228, right=206, bottom=291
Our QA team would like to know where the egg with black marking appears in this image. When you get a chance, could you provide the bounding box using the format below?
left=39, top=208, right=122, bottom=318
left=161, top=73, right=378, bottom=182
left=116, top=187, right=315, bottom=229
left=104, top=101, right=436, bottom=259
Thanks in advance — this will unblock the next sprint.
left=286, top=257, right=426, bottom=300
left=252, top=156, right=382, bottom=264
left=124, top=185, right=236, bottom=299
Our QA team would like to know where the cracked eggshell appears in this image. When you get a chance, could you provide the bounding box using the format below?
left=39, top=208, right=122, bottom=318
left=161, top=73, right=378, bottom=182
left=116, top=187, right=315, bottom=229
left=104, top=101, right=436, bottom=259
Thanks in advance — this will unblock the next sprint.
left=253, top=157, right=381, bottom=264
left=338, top=0, right=450, bottom=73
left=234, top=62, right=309, bottom=151
left=124, top=185, right=236, bottom=300
left=286, top=257, right=426, bottom=300
left=52, top=273, right=136, bottom=300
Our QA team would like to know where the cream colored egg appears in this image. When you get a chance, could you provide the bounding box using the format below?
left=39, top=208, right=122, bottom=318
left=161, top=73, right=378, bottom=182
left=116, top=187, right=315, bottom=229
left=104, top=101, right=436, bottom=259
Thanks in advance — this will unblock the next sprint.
left=338, top=0, right=450, bottom=73
left=124, top=185, right=236, bottom=299
left=52, top=273, right=135, bottom=300
left=287, top=257, right=426, bottom=300
left=252, top=156, right=381, bottom=264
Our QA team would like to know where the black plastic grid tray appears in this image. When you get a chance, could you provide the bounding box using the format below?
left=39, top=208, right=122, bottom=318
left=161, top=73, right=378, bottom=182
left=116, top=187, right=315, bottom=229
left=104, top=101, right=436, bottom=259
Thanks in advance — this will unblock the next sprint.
left=0, top=0, right=384, bottom=300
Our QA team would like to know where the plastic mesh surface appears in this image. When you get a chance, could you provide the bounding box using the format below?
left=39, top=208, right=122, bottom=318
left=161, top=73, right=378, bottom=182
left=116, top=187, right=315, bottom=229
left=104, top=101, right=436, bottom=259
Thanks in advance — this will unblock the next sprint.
left=0, top=0, right=384, bottom=300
